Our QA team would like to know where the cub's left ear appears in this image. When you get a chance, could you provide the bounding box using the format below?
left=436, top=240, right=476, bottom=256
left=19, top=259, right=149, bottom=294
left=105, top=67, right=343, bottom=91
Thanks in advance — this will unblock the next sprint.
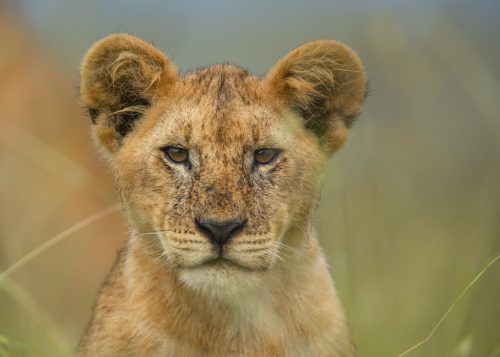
left=266, top=40, right=367, bottom=153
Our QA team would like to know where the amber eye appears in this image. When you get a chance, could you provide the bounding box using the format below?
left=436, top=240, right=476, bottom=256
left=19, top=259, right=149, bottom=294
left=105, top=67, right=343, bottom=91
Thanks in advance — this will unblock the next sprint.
left=254, top=148, right=281, bottom=165
left=162, top=146, right=189, bottom=164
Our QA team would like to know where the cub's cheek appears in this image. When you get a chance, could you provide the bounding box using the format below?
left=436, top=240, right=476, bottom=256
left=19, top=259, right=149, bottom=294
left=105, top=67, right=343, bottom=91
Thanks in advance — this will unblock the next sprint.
left=158, top=232, right=218, bottom=267
left=120, top=200, right=156, bottom=234
left=225, top=248, right=280, bottom=271
left=271, top=204, right=292, bottom=238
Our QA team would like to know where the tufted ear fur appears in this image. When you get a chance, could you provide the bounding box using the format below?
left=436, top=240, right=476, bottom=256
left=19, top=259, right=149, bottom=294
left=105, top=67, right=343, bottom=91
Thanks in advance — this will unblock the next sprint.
left=266, top=40, right=367, bottom=154
left=80, top=33, right=178, bottom=153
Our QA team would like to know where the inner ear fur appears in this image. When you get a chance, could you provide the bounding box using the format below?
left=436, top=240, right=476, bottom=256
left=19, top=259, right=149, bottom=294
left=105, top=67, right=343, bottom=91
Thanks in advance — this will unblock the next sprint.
left=266, top=40, right=367, bottom=153
left=80, top=33, right=177, bottom=152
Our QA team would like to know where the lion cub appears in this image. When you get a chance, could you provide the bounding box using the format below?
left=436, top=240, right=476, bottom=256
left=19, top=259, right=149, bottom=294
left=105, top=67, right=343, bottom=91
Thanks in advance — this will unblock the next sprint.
left=78, top=34, right=366, bottom=356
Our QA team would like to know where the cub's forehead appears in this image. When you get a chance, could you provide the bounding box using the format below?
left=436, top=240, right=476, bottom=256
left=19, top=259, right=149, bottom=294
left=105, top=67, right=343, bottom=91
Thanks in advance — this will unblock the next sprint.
left=181, top=64, right=261, bottom=104
left=152, top=64, right=289, bottom=146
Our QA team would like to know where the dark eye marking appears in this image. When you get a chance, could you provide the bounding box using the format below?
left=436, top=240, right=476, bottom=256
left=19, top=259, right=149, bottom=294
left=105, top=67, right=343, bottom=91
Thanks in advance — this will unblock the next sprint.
left=253, top=148, right=282, bottom=166
left=161, top=146, right=189, bottom=166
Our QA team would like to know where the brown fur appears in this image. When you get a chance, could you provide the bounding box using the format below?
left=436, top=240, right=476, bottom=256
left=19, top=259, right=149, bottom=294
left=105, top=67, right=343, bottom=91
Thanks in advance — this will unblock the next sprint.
left=79, top=34, right=366, bottom=356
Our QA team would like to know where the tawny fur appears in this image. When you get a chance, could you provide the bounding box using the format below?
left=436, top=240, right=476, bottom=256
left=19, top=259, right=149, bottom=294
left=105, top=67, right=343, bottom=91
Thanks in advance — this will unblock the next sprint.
left=79, top=34, right=366, bottom=356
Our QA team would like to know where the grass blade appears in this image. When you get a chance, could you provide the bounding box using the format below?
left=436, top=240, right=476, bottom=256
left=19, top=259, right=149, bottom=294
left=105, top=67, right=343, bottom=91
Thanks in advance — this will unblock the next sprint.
left=398, top=252, right=500, bottom=356
left=0, top=204, right=120, bottom=283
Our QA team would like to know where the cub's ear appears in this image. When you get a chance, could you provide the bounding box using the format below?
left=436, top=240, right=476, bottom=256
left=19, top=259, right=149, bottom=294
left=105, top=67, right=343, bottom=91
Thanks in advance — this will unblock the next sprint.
left=80, top=33, right=178, bottom=153
left=266, top=40, right=367, bottom=154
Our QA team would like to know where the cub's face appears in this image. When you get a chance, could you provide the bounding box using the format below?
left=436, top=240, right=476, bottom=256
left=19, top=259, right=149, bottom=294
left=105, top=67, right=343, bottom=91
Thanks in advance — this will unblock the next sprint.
left=80, top=34, right=366, bottom=292
left=115, top=68, right=323, bottom=290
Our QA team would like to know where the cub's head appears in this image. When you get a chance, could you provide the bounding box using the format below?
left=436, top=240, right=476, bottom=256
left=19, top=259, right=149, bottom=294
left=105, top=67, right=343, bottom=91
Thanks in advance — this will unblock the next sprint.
left=80, top=34, right=366, bottom=293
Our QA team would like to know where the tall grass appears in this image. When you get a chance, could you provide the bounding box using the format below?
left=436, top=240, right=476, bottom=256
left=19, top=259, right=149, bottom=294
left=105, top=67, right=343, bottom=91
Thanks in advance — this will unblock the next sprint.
left=1, top=9, right=499, bottom=357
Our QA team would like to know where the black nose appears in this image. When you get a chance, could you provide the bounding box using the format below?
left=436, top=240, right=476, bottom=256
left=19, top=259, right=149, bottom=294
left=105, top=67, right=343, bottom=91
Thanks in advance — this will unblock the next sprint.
left=195, top=218, right=245, bottom=247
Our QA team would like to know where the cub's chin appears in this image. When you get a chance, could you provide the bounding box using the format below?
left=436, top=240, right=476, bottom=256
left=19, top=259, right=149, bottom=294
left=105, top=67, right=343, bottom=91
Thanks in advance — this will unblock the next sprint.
left=178, top=259, right=265, bottom=297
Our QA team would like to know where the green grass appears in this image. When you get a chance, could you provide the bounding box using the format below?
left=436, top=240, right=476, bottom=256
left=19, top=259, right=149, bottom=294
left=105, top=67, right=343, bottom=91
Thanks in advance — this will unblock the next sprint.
left=1, top=11, right=499, bottom=357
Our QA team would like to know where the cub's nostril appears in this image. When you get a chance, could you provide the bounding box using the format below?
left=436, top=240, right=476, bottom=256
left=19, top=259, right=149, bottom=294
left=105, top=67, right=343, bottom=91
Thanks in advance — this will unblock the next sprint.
left=195, top=218, right=245, bottom=247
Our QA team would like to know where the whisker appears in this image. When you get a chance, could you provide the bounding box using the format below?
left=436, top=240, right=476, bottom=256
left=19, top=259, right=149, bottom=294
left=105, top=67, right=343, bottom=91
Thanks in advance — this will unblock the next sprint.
left=274, top=240, right=298, bottom=256
left=239, top=247, right=270, bottom=253
left=134, top=230, right=171, bottom=238
left=259, top=249, right=285, bottom=264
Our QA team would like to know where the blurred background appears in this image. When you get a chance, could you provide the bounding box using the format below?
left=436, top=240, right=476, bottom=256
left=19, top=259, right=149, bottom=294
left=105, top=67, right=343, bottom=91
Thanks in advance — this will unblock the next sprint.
left=0, top=0, right=499, bottom=356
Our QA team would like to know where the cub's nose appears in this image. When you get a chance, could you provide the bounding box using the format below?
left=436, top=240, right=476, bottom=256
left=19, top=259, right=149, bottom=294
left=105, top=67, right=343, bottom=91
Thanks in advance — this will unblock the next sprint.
left=195, top=218, right=245, bottom=247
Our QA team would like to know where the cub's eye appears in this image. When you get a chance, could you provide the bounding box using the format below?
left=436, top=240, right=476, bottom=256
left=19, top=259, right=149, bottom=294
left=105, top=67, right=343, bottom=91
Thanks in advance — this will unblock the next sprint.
left=254, top=148, right=281, bottom=165
left=162, top=146, right=189, bottom=164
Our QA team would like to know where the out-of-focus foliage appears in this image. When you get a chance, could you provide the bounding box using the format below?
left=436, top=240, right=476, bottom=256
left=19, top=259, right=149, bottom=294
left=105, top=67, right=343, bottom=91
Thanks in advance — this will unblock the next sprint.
left=0, top=1, right=499, bottom=356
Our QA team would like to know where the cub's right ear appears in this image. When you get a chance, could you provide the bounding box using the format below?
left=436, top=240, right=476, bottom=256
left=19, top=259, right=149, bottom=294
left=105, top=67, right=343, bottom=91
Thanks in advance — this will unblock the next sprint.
left=80, top=34, right=177, bottom=153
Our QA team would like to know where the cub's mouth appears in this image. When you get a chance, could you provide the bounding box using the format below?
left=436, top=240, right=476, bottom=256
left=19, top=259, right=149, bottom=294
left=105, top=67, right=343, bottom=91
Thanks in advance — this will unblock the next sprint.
left=187, top=256, right=261, bottom=272
left=177, top=250, right=271, bottom=294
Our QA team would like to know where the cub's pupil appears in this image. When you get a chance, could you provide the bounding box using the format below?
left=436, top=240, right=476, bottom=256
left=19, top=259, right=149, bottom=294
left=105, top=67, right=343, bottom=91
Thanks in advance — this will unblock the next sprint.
left=164, top=147, right=188, bottom=163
